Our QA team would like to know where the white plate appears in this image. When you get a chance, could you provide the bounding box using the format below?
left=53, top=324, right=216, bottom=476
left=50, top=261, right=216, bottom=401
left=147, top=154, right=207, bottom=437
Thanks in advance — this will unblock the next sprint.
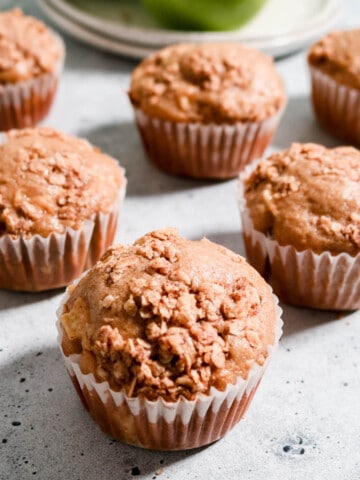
left=39, top=0, right=342, bottom=59
left=39, top=0, right=156, bottom=58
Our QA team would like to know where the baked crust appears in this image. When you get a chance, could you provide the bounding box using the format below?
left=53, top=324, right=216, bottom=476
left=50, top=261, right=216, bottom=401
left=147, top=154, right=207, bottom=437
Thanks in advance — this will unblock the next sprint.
left=0, top=128, right=124, bottom=237
left=308, top=29, right=360, bottom=90
left=130, top=43, right=285, bottom=124
left=61, top=228, right=277, bottom=401
left=0, top=9, right=63, bottom=84
left=244, top=143, right=360, bottom=256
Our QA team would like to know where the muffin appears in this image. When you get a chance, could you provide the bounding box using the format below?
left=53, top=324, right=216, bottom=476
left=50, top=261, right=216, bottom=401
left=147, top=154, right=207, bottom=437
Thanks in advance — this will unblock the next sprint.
left=0, top=8, right=64, bottom=131
left=0, top=127, right=126, bottom=291
left=308, top=29, right=360, bottom=145
left=239, top=143, right=360, bottom=310
left=57, top=228, right=282, bottom=450
left=129, top=43, right=286, bottom=179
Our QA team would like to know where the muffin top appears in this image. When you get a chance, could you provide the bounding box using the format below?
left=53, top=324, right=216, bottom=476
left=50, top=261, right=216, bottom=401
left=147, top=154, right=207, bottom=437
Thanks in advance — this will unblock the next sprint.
left=0, top=128, right=124, bottom=238
left=60, top=228, right=277, bottom=402
left=129, top=43, right=285, bottom=124
left=0, top=8, right=63, bottom=84
left=243, top=143, right=360, bottom=256
left=308, top=29, right=360, bottom=90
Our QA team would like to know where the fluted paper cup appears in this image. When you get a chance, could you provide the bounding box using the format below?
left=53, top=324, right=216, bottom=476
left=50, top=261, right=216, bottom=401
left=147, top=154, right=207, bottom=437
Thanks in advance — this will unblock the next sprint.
left=133, top=106, right=284, bottom=180
left=56, top=284, right=282, bottom=451
left=310, top=67, right=360, bottom=146
left=0, top=177, right=126, bottom=292
left=238, top=171, right=360, bottom=310
left=0, top=32, right=65, bottom=132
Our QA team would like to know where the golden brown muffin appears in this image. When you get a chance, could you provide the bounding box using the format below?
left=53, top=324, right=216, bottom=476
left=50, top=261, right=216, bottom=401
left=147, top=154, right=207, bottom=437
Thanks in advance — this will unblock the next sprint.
left=130, top=43, right=285, bottom=124
left=0, top=9, right=64, bottom=130
left=0, top=127, right=126, bottom=291
left=240, top=143, right=360, bottom=310
left=0, top=128, right=124, bottom=238
left=244, top=143, right=360, bottom=256
left=59, top=228, right=281, bottom=449
left=308, top=30, right=360, bottom=145
left=0, top=8, right=62, bottom=84
left=129, top=43, right=286, bottom=179
left=308, top=30, right=360, bottom=90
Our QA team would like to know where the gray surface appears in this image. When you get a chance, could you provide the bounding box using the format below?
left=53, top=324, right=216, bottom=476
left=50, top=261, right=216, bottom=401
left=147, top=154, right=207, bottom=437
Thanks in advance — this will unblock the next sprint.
left=1, top=1, right=360, bottom=479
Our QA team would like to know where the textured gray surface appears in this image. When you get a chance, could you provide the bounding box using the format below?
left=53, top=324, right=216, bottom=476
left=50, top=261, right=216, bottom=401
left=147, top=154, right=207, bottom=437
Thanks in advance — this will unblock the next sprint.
left=1, top=1, right=360, bottom=479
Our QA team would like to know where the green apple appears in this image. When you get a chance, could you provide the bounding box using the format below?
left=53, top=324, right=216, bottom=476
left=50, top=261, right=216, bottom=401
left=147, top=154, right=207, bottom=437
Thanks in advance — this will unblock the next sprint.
left=142, top=0, right=268, bottom=31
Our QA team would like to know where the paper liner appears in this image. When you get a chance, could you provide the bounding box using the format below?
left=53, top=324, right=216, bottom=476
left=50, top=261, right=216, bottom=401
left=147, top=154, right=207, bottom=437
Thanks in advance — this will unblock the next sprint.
left=0, top=178, right=126, bottom=292
left=56, top=283, right=282, bottom=451
left=238, top=169, right=360, bottom=310
left=310, top=67, right=360, bottom=146
left=133, top=106, right=284, bottom=179
left=0, top=32, right=65, bottom=131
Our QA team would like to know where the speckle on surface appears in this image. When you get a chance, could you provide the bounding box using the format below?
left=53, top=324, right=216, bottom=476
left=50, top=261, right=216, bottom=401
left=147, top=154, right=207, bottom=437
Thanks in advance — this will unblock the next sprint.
left=131, top=466, right=141, bottom=476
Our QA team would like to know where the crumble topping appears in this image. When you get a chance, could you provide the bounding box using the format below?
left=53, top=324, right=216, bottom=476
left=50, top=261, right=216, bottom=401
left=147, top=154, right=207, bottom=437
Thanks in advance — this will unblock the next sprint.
left=308, top=29, right=360, bottom=90
left=130, top=43, right=285, bottom=124
left=0, top=127, right=124, bottom=237
left=61, top=228, right=276, bottom=401
left=244, top=143, right=360, bottom=255
left=0, top=9, right=63, bottom=84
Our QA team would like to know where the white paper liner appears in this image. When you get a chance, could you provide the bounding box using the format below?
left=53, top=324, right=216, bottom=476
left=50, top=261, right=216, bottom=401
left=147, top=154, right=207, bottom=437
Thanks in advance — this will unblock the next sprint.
left=0, top=31, right=65, bottom=131
left=56, top=281, right=283, bottom=450
left=309, top=67, right=360, bottom=145
left=238, top=167, right=360, bottom=310
left=134, top=106, right=284, bottom=179
left=0, top=176, right=126, bottom=292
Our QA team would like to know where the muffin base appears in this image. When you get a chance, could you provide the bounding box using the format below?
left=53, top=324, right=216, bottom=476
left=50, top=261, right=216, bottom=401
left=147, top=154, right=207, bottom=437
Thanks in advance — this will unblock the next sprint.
left=134, top=108, right=284, bottom=180
left=310, top=67, right=360, bottom=146
left=57, top=288, right=282, bottom=450
left=0, top=32, right=64, bottom=131
left=0, top=180, right=126, bottom=292
left=65, top=358, right=261, bottom=451
left=240, top=206, right=360, bottom=310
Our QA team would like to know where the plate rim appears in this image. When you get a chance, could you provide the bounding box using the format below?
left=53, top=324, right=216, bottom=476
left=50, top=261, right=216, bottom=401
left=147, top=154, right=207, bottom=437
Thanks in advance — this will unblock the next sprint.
left=39, top=0, right=154, bottom=58
left=46, top=0, right=342, bottom=46
left=38, top=0, right=343, bottom=60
